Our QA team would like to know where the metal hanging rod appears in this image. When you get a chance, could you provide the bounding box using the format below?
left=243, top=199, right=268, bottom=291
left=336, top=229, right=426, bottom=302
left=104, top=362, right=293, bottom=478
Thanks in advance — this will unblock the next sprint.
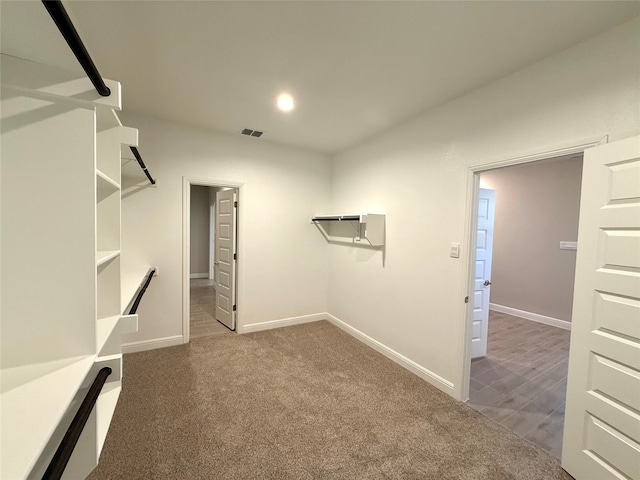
left=42, top=0, right=111, bottom=97
left=42, top=367, right=112, bottom=480
left=311, top=215, right=362, bottom=222
left=128, top=268, right=156, bottom=315
left=130, top=147, right=156, bottom=185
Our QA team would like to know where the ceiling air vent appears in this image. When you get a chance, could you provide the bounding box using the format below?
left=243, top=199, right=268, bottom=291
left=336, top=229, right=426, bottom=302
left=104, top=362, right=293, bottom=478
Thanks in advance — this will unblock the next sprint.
left=241, top=128, right=264, bottom=138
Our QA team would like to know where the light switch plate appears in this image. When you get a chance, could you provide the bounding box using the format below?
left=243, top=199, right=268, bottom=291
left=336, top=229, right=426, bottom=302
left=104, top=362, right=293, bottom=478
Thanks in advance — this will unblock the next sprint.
left=560, top=241, right=577, bottom=250
left=450, top=243, right=460, bottom=258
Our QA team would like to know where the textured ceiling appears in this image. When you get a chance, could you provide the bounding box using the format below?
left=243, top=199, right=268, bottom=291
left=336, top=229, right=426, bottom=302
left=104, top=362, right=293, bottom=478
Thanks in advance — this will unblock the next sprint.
left=2, top=1, right=639, bottom=154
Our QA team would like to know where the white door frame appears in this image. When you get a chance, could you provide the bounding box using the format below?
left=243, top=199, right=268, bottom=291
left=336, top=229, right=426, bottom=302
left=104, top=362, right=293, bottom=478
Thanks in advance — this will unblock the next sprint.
left=182, top=177, right=244, bottom=344
left=454, top=136, right=606, bottom=403
left=209, top=202, right=215, bottom=281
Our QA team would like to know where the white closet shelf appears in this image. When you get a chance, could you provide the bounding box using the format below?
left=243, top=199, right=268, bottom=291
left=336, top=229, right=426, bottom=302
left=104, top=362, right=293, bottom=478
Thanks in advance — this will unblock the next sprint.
left=97, top=169, right=121, bottom=194
left=0, top=355, right=95, bottom=480
left=121, top=265, right=154, bottom=314
left=311, top=213, right=385, bottom=246
left=310, top=214, right=364, bottom=222
left=96, top=315, right=137, bottom=358
left=96, top=250, right=120, bottom=267
left=96, top=382, right=121, bottom=453
left=96, top=314, right=120, bottom=354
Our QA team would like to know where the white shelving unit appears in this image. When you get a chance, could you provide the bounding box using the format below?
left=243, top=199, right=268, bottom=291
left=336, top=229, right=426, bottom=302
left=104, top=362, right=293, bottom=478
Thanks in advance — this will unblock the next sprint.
left=0, top=55, right=144, bottom=480
left=311, top=213, right=386, bottom=246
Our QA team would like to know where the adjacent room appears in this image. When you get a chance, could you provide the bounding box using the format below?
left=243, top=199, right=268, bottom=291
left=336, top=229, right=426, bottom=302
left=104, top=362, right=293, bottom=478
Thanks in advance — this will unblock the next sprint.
left=468, top=155, right=583, bottom=458
left=1, top=1, right=639, bottom=479
left=189, top=185, right=237, bottom=339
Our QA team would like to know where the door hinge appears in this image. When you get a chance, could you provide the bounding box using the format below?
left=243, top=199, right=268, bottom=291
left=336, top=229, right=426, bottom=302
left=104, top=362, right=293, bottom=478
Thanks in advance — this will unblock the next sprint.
left=234, top=201, right=238, bottom=208
left=464, top=296, right=469, bottom=303
left=233, top=253, right=237, bottom=260
left=232, top=305, right=237, bottom=312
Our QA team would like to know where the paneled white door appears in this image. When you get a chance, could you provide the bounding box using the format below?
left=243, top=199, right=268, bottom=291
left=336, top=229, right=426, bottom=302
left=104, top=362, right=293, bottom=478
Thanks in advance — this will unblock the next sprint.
left=214, top=189, right=237, bottom=330
left=562, top=135, right=640, bottom=479
left=472, top=188, right=496, bottom=359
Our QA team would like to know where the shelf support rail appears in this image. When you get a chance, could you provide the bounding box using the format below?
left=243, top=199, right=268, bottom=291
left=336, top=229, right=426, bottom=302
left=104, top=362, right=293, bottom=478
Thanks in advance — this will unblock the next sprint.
left=128, top=268, right=156, bottom=315
left=42, top=0, right=111, bottom=97
left=42, top=367, right=113, bottom=480
left=129, top=147, right=157, bottom=185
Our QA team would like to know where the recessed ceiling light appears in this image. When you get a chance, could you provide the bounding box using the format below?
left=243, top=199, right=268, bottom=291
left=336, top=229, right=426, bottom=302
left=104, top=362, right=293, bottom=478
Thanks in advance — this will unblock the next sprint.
left=276, top=94, right=295, bottom=112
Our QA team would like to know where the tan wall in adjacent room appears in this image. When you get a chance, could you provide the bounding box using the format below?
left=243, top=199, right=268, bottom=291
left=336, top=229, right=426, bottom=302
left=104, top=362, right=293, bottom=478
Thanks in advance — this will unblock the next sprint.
left=190, top=185, right=211, bottom=275
left=480, top=155, right=583, bottom=322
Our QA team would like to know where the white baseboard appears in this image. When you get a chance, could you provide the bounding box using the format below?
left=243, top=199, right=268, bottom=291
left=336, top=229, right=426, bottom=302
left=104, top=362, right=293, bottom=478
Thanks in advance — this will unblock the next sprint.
left=241, top=313, right=327, bottom=334
left=489, top=303, right=571, bottom=330
left=324, top=313, right=455, bottom=397
left=189, top=273, right=209, bottom=279
left=122, top=335, right=184, bottom=354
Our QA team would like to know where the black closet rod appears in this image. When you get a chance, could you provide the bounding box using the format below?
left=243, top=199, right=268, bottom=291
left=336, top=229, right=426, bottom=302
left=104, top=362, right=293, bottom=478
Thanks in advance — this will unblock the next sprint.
left=312, top=215, right=361, bottom=222
left=42, top=0, right=111, bottom=97
left=130, top=147, right=156, bottom=185
left=128, top=268, right=156, bottom=315
left=42, top=367, right=112, bottom=480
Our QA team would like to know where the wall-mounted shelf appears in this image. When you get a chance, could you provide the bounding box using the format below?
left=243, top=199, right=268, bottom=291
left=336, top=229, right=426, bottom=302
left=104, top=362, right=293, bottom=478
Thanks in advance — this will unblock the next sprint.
left=311, top=213, right=385, bottom=246
left=311, top=215, right=362, bottom=222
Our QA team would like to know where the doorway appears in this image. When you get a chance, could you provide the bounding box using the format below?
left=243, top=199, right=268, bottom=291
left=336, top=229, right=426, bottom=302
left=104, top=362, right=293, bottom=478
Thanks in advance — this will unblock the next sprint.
left=183, top=178, right=242, bottom=343
left=462, top=146, right=591, bottom=459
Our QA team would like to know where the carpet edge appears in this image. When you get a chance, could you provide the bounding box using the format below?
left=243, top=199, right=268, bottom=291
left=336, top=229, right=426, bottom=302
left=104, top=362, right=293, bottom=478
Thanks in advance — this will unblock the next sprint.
left=325, top=313, right=455, bottom=397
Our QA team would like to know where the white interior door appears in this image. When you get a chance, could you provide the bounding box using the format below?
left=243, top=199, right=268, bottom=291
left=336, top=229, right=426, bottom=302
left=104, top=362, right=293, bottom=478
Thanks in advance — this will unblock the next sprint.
left=562, top=135, right=640, bottom=479
left=472, top=188, right=496, bottom=359
left=214, top=190, right=237, bottom=330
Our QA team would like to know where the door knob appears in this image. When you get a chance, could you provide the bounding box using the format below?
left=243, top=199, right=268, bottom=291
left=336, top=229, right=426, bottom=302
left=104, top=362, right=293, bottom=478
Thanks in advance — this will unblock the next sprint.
left=483, top=280, right=491, bottom=287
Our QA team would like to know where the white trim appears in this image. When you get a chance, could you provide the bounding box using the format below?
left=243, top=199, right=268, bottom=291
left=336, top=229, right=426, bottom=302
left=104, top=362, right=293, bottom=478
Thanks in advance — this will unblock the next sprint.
left=189, top=273, right=209, bottom=279
left=122, top=335, right=184, bottom=354
left=457, top=136, right=606, bottom=402
left=241, top=313, right=326, bottom=334
left=455, top=169, right=481, bottom=402
left=325, top=313, right=454, bottom=396
left=468, top=135, right=608, bottom=173
left=490, top=304, right=571, bottom=330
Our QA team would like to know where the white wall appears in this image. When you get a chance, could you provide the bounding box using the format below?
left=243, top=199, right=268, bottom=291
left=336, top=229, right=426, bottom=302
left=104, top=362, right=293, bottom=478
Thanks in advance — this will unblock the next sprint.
left=120, top=116, right=331, bottom=345
left=480, top=157, right=583, bottom=322
left=189, top=185, right=210, bottom=275
left=328, top=18, right=640, bottom=395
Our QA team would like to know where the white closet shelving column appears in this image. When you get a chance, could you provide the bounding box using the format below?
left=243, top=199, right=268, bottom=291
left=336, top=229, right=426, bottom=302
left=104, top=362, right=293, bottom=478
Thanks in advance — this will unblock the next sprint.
left=0, top=54, right=139, bottom=480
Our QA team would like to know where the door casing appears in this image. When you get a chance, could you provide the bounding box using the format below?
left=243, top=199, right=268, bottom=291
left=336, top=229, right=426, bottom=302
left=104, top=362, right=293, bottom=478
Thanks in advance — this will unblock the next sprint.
left=182, top=177, right=243, bottom=343
left=455, top=136, right=606, bottom=403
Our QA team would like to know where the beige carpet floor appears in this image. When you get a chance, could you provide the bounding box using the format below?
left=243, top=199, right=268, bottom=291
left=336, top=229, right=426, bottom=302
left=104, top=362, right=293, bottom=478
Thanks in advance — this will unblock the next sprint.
left=87, top=321, right=571, bottom=480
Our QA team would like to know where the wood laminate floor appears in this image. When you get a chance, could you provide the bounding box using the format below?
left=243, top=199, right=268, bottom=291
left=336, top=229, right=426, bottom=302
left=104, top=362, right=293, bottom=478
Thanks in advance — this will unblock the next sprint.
left=190, top=278, right=231, bottom=338
left=468, top=310, right=570, bottom=458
